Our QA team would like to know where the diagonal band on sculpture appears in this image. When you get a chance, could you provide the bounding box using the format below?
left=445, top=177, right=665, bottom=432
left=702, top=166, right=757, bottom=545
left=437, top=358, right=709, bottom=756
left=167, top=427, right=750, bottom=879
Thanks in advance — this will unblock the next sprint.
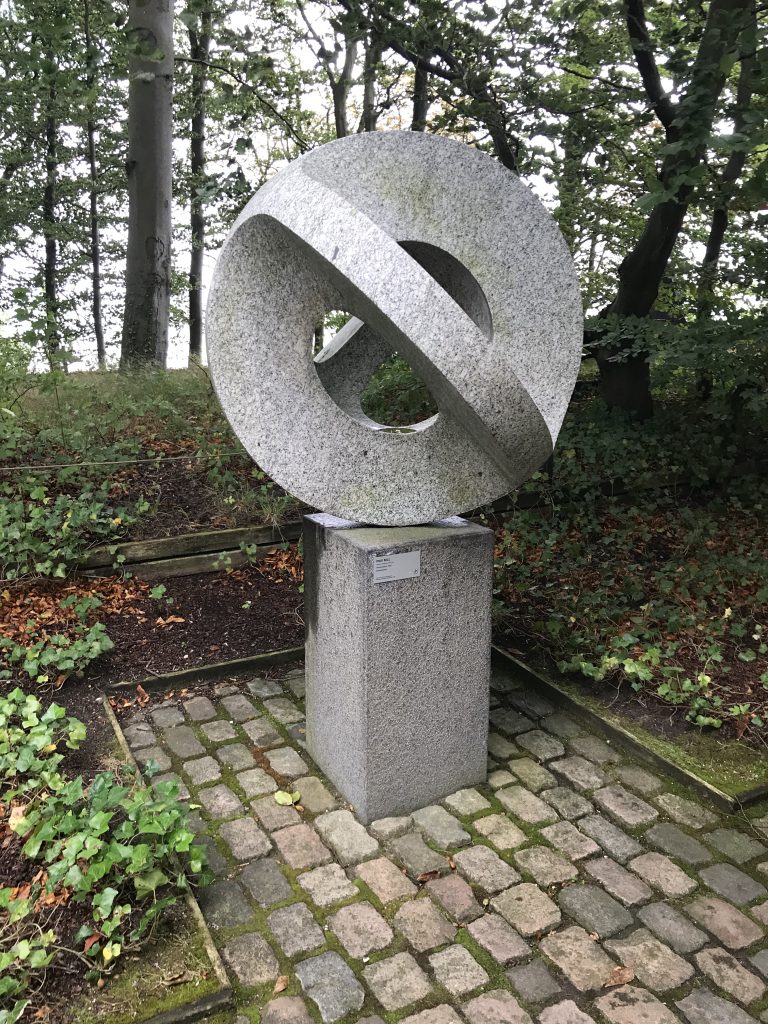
left=207, top=131, right=583, bottom=527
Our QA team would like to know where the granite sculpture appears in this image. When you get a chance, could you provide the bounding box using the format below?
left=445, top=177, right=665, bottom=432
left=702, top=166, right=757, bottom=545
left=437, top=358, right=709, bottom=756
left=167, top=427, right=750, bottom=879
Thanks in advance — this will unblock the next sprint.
left=206, top=131, right=583, bottom=528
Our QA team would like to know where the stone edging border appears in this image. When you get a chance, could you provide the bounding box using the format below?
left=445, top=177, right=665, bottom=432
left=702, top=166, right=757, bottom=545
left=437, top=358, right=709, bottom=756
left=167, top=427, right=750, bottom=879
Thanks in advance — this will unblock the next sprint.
left=106, top=646, right=305, bottom=693
left=491, top=644, right=768, bottom=814
left=101, top=695, right=233, bottom=1024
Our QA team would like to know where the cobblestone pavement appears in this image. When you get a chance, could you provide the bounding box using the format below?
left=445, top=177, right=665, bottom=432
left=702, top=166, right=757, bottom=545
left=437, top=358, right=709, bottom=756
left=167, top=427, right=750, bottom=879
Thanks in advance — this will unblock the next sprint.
left=122, top=666, right=768, bottom=1024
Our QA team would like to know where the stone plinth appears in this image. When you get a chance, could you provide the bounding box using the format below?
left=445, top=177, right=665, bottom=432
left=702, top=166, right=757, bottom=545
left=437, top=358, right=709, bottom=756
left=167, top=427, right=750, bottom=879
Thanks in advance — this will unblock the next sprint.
left=304, top=513, right=492, bottom=823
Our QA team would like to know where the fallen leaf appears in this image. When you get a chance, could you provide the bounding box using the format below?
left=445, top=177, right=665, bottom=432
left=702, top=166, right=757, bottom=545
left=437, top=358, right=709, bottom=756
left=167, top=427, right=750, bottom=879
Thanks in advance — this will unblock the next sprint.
left=273, top=975, right=289, bottom=994
left=604, top=965, right=634, bottom=987
left=84, top=932, right=102, bottom=953
left=9, top=805, right=28, bottom=832
left=416, top=870, right=440, bottom=883
left=136, top=684, right=150, bottom=705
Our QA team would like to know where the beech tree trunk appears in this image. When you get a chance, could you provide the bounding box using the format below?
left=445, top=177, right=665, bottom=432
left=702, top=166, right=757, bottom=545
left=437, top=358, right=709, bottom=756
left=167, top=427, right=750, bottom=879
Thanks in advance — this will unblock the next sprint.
left=121, top=0, right=174, bottom=368
left=43, top=57, right=59, bottom=367
left=411, top=60, right=429, bottom=131
left=188, top=5, right=211, bottom=364
left=84, top=0, right=105, bottom=369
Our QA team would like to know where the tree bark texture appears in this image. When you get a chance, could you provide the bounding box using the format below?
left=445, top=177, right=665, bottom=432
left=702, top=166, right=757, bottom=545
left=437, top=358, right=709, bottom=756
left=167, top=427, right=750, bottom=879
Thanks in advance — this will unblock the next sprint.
left=188, top=4, right=211, bottom=364
left=84, top=0, right=105, bottom=369
left=121, top=0, right=174, bottom=368
left=410, top=59, right=430, bottom=131
left=43, top=59, right=59, bottom=367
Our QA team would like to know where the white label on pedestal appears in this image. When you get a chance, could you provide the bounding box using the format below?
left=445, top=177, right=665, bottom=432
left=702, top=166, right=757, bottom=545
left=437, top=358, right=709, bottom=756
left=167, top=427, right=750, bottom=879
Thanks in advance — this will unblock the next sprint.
left=373, top=549, right=421, bottom=584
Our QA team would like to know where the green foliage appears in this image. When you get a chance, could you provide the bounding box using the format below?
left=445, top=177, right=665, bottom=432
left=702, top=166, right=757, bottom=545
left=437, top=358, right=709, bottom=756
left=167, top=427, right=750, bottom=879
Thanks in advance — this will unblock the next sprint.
left=0, top=689, right=207, bottom=1019
left=360, top=355, right=438, bottom=427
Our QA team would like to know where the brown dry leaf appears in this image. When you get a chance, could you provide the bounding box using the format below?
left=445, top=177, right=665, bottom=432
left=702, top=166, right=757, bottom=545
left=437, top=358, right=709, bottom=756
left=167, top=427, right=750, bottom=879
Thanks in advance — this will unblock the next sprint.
left=136, top=684, right=150, bottom=705
left=589, top=932, right=599, bottom=941
left=156, top=615, right=185, bottom=627
left=9, top=805, right=27, bottom=832
left=33, top=1006, right=50, bottom=1019
left=448, top=857, right=456, bottom=871
left=604, top=965, right=634, bottom=988
left=416, top=870, right=440, bottom=884
left=84, top=932, right=102, bottom=953
left=273, top=976, right=290, bottom=995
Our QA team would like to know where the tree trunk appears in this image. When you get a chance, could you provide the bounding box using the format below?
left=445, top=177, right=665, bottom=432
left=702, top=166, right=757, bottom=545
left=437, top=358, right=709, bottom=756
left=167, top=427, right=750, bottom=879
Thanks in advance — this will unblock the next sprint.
left=188, top=5, right=211, bottom=364
left=121, top=0, right=174, bottom=369
left=411, top=59, right=429, bottom=131
left=84, top=0, right=105, bottom=369
left=594, top=0, right=751, bottom=416
left=43, top=60, right=59, bottom=368
left=360, top=36, right=381, bottom=132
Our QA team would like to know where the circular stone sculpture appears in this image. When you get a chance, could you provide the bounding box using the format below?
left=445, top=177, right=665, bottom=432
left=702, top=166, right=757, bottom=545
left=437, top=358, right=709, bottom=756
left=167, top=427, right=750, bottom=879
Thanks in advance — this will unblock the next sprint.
left=207, top=131, right=583, bottom=526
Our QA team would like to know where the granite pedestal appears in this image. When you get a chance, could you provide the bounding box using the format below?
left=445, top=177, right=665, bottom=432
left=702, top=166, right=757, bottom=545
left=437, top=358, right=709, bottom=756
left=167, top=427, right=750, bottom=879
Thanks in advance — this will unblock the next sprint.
left=304, top=513, right=492, bottom=823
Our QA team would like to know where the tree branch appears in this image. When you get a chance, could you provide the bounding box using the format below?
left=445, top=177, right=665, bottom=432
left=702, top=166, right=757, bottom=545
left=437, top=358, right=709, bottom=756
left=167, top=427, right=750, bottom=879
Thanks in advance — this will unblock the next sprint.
left=624, top=0, right=677, bottom=135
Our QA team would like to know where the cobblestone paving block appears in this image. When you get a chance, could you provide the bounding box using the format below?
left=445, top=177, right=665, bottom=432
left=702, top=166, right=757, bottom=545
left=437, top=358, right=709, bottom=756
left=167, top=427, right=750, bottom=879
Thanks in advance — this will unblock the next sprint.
left=695, top=945, right=766, bottom=1004
left=466, top=913, right=530, bottom=964
left=216, top=742, right=256, bottom=771
left=261, top=996, right=314, bottom=1024
left=214, top=682, right=238, bottom=696
left=686, top=895, right=764, bottom=949
left=612, top=765, right=664, bottom=797
left=195, top=834, right=229, bottom=876
left=354, top=856, right=417, bottom=904
left=296, top=951, right=365, bottom=1023
left=242, top=716, right=282, bottom=748
left=557, top=882, right=632, bottom=938
left=295, top=775, right=337, bottom=813
left=497, top=786, right=559, bottom=825
left=550, top=757, right=606, bottom=793
left=151, top=705, right=184, bottom=728
left=363, top=952, right=433, bottom=1012
left=754, top=899, right=768, bottom=926
left=645, top=823, right=712, bottom=865
left=749, top=948, right=768, bottom=979
left=676, top=987, right=759, bottom=1024
left=267, top=902, right=325, bottom=957
left=201, top=719, right=237, bottom=743
left=134, top=746, right=171, bottom=771
left=474, top=813, right=527, bottom=850
left=251, top=794, right=300, bottom=831
left=183, top=695, right=217, bottom=721
left=222, top=931, right=279, bottom=986
left=400, top=1008, right=463, bottom=1024
left=266, top=745, right=309, bottom=779
left=369, top=815, right=412, bottom=841
left=163, top=724, right=206, bottom=758
left=197, top=879, right=254, bottom=929
left=463, top=989, right=533, bottom=1024
left=568, top=735, right=620, bottom=765
left=490, top=707, right=536, bottom=736
left=583, top=857, right=652, bottom=906
left=542, top=787, right=594, bottom=821
left=593, top=785, right=659, bottom=829
left=604, top=928, right=694, bottom=992
left=152, top=771, right=188, bottom=798
left=541, top=821, right=600, bottom=861
left=273, top=823, right=332, bottom=869
left=393, top=897, right=457, bottom=951
left=538, top=1000, right=595, bottom=1023
left=489, top=769, right=516, bottom=790
left=636, top=902, right=707, bottom=954
left=391, top=833, right=449, bottom=878
left=285, top=672, right=306, bottom=699
left=540, top=926, right=616, bottom=992
left=239, top=857, right=293, bottom=906
left=516, top=730, right=565, bottom=762
left=329, top=900, right=394, bottom=958
left=246, top=676, right=283, bottom=698
left=427, top=873, right=484, bottom=923
left=429, top=943, right=489, bottom=995
left=506, top=961, right=562, bottom=1003
left=629, top=852, right=696, bottom=897
left=542, top=713, right=583, bottom=739
left=509, top=758, right=557, bottom=793
left=654, top=793, right=718, bottom=830
left=454, top=844, right=521, bottom=893
left=492, top=883, right=561, bottom=936
left=705, top=828, right=768, bottom=865
left=298, top=863, right=358, bottom=907
left=235, top=767, right=277, bottom=799
left=412, top=805, right=472, bottom=848
left=700, top=862, right=767, bottom=905
left=488, top=732, right=521, bottom=760
left=218, top=817, right=272, bottom=860
left=508, top=690, right=556, bottom=719
left=514, top=846, right=578, bottom=886
left=197, top=783, right=243, bottom=820
left=263, top=695, right=304, bottom=724
left=595, top=986, right=679, bottom=1024
left=443, top=788, right=491, bottom=817
left=183, top=755, right=221, bottom=786
left=315, top=810, right=380, bottom=865
left=123, top=721, right=156, bottom=749
left=220, top=693, right=259, bottom=721
left=578, top=815, right=642, bottom=863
